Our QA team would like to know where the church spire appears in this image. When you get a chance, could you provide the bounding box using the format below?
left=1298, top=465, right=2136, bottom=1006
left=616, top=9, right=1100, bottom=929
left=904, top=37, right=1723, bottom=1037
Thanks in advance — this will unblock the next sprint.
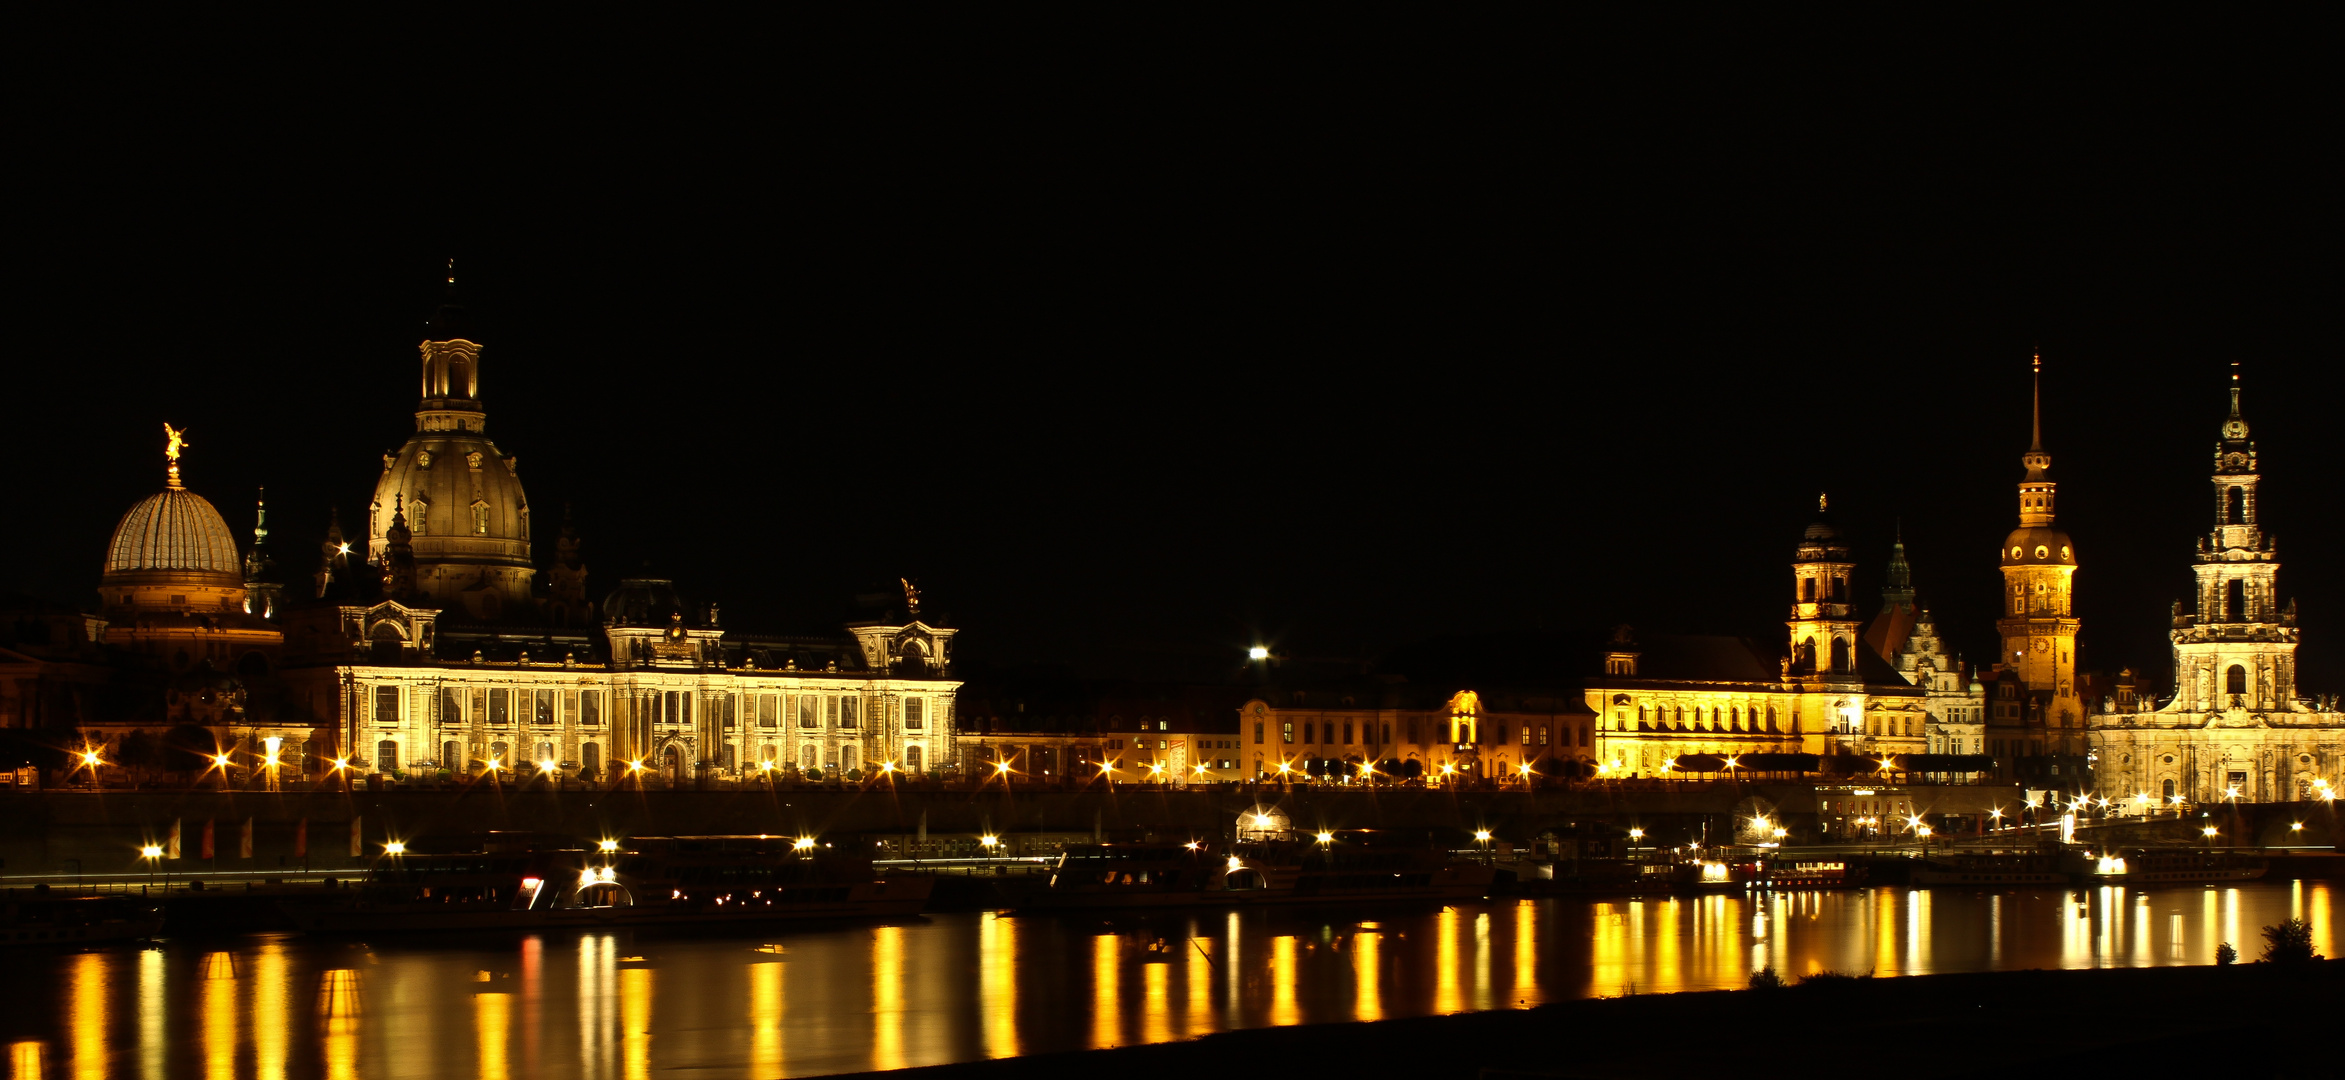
left=2029, top=350, right=2044, bottom=453
left=2017, top=354, right=2056, bottom=525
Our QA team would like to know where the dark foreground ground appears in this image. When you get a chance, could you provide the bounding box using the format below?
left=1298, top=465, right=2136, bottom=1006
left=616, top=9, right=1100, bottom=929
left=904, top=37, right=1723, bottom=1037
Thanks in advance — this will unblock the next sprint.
left=860, top=961, right=2339, bottom=1079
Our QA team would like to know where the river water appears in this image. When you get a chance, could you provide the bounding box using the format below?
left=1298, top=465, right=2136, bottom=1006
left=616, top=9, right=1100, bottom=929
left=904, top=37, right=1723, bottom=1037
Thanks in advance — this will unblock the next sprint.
left=3, top=880, right=2333, bottom=1078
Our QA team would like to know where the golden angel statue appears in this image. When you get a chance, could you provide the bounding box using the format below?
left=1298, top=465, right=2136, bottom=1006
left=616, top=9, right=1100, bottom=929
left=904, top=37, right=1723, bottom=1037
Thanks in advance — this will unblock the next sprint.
left=163, top=422, right=190, bottom=462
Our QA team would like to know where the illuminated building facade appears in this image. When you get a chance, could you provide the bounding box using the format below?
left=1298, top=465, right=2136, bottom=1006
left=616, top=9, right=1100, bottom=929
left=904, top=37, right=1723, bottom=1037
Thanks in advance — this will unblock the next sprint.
left=1234, top=687, right=1595, bottom=780
left=1863, top=532, right=1987, bottom=756
left=266, top=279, right=962, bottom=783
left=17, top=274, right=961, bottom=784
left=2091, top=370, right=2343, bottom=803
left=1583, top=509, right=1929, bottom=777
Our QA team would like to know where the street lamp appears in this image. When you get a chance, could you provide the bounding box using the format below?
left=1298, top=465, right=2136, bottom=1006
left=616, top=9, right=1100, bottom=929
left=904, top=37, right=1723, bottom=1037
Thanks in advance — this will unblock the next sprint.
left=262, top=736, right=282, bottom=793
left=1628, top=827, right=1646, bottom=844
left=979, top=834, right=1000, bottom=851
left=383, top=840, right=407, bottom=857
left=140, top=844, right=162, bottom=889
left=599, top=839, right=621, bottom=853
left=793, top=836, right=816, bottom=852
left=1316, top=831, right=1334, bottom=845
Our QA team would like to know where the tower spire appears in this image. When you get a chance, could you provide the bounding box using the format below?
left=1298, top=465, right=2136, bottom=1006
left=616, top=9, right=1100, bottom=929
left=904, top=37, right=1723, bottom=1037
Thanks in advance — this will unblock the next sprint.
left=2030, top=350, right=2043, bottom=453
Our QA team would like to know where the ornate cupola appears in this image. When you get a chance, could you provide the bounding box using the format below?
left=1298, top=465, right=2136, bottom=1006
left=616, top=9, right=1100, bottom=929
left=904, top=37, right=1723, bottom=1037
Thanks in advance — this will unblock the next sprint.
left=367, top=262, right=535, bottom=621
left=1787, top=494, right=1860, bottom=678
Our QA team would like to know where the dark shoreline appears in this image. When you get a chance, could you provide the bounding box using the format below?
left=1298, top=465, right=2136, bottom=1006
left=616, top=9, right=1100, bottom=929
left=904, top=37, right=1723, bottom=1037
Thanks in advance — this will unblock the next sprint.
left=854, top=960, right=2338, bottom=1079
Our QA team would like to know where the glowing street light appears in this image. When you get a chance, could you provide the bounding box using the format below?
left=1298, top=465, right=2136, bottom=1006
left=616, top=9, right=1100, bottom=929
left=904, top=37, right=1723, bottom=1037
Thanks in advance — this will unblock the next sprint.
left=383, top=841, right=407, bottom=856
left=1628, top=827, right=1645, bottom=842
left=1474, top=829, right=1493, bottom=843
left=598, top=839, right=620, bottom=853
left=979, top=834, right=1000, bottom=850
left=1315, top=831, right=1334, bottom=845
left=2290, top=822, right=2304, bottom=833
left=1247, top=646, right=1270, bottom=661
left=793, top=837, right=816, bottom=851
left=1183, top=841, right=1201, bottom=851
left=538, top=759, right=559, bottom=777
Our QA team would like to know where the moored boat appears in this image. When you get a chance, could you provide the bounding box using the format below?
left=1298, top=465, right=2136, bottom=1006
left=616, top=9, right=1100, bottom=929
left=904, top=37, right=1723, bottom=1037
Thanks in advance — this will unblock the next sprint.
left=1007, top=832, right=1495, bottom=911
left=1, top=892, right=165, bottom=947
left=2075, top=850, right=2268, bottom=886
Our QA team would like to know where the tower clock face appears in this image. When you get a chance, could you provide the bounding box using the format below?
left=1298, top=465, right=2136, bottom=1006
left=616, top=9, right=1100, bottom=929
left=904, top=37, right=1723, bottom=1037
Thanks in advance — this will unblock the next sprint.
left=2033, top=639, right=2050, bottom=654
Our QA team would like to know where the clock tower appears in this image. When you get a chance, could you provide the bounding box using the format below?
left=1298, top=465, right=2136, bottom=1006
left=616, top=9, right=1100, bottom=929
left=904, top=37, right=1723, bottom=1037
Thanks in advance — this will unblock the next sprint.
left=1995, top=356, right=2082, bottom=759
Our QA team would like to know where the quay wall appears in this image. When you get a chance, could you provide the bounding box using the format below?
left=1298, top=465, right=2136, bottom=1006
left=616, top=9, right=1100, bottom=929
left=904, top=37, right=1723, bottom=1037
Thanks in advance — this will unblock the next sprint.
left=5, top=780, right=2276, bottom=877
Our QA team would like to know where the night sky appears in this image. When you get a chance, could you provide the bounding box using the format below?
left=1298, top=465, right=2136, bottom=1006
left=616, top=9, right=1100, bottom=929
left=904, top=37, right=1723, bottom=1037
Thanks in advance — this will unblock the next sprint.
left=10, top=43, right=2338, bottom=694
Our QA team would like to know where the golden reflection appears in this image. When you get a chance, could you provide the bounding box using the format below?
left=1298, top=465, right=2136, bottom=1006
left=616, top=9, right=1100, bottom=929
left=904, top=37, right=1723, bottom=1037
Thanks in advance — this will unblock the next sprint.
left=1874, top=890, right=1896, bottom=974
left=750, top=962, right=782, bottom=1078
left=979, top=913, right=1018, bottom=1058
left=476, top=993, right=511, bottom=1080
left=1223, top=912, right=1243, bottom=1009
left=317, top=970, right=360, bottom=1080
left=255, top=939, right=287, bottom=1080
left=1270, top=936, right=1299, bottom=1026
left=10, top=1042, right=46, bottom=1080
left=1354, top=932, right=1382, bottom=1021
left=1909, top=890, right=1931, bottom=971
left=2309, top=882, right=2336, bottom=959
left=139, top=948, right=165, bottom=1080
left=620, top=966, right=652, bottom=1080
left=2222, top=888, right=2241, bottom=956
left=1473, top=911, right=1492, bottom=1010
left=1651, top=901, right=1679, bottom=992
left=872, top=925, right=904, bottom=1071
left=580, top=935, right=615, bottom=1073
left=1589, top=902, right=1627, bottom=997
left=1435, top=906, right=1462, bottom=1012
left=1512, top=903, right=1535, bottom=997
left=1142, top=962, right=1171, bottom=1045
left=69, top=952, right=105, bottom=1080
left=202, top=953, right=236, bottom=1080
left=1092, top=935, right=1121, bottom=1048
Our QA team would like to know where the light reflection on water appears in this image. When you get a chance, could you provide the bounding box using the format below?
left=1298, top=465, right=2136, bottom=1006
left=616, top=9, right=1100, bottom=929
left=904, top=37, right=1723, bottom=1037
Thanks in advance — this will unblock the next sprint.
left=4, top=881, right=2331, bottom=1079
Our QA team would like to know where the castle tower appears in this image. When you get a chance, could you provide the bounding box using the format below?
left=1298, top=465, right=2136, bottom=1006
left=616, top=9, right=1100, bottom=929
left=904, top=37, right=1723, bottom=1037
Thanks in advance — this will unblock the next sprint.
left=2173, top=364, right=2296, bottom=713
left=367, top=263, right=536, bottom=620
left=1995, top=356, right=2081, bottom=756
left=1787, top=495, right=1860, bottom=680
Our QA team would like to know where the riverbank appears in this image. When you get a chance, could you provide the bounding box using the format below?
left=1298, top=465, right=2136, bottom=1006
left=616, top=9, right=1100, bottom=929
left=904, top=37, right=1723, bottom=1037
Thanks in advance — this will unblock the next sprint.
left=866, top=960, right=2338, bottom=1079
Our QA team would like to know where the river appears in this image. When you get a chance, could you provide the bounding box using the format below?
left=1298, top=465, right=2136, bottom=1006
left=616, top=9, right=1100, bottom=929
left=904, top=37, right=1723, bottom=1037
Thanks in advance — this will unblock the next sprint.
left=3, top=880, right=2332, bottom=1078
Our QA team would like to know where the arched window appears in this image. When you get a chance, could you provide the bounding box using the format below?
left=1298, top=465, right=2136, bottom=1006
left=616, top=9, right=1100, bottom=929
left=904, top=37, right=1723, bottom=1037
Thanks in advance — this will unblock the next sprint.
left=1801, top=578, right=1816, bottom=602
left=1831, top=577, right=1847, bottom=603
left=2161, top=778, right=2175, bottom=799
left=581, top=742, right=601, bottom=779
left=442, top=740, right=461, bottom=770
left=2225, top=486, right=2244, bottom=525
left=536, top=741, right=555, bottom=764
left=376, top=740, right=399, bottom=774
left=2226, top=579, right=2245, bottom=622
left=2226, top=665, right=2248, bottom=696
left=1830, top=638, right=1851, bottom=675
left=801, top=744, right=818, bottom=770
left=906, top=745, right=924, bottom=772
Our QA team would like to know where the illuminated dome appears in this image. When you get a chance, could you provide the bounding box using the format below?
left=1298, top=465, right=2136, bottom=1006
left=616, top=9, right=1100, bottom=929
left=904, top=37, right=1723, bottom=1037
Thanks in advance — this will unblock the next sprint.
left=2000, top=526, right=2076, bottom=566
left=105, top=488, right=241, bottom=583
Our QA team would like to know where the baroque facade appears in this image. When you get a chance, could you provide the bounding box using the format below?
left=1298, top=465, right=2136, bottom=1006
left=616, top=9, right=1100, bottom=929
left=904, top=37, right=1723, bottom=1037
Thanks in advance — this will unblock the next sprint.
left=1583, top=507, right=1930, bottom=776
left=36, top=274, right=961, bottom=784
left=2091, top=370, right=2343, bottom=803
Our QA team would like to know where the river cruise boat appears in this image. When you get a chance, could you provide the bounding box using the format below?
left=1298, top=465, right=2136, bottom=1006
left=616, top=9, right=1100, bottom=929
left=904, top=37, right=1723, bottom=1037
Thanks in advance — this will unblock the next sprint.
left=1, top=892, right=165, bottom=947
left=1009, top=833, right=1495, bottom=911
left=608, top=836, right=932, bottom=922
left=291, top=834, right=929, bottom=932
left=2075, top=850, right=2268, bottom=886
left=1753, top=856, right=1867, bottom=889
left=1910, top=851, right=2068, bottom=887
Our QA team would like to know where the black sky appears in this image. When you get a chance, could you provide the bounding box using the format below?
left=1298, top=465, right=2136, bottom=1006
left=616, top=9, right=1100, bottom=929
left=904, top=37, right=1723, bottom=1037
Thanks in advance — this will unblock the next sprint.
left=8, top=30, right=2339, bottom=692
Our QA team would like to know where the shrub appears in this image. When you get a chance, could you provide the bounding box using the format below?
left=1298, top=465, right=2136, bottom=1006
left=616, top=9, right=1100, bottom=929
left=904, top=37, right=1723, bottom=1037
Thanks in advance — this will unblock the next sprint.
left=1749, top=967, right=1783, bottom=991
left=2215, top=941, right=2237, bottom=966
left=1797, top=969, right=1869, bottom=987
left=2259, top=918, right=2318, bottom=964
left=804, top=767, right=823, bottom=782
left=845, top=769, right=863, bottom=782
